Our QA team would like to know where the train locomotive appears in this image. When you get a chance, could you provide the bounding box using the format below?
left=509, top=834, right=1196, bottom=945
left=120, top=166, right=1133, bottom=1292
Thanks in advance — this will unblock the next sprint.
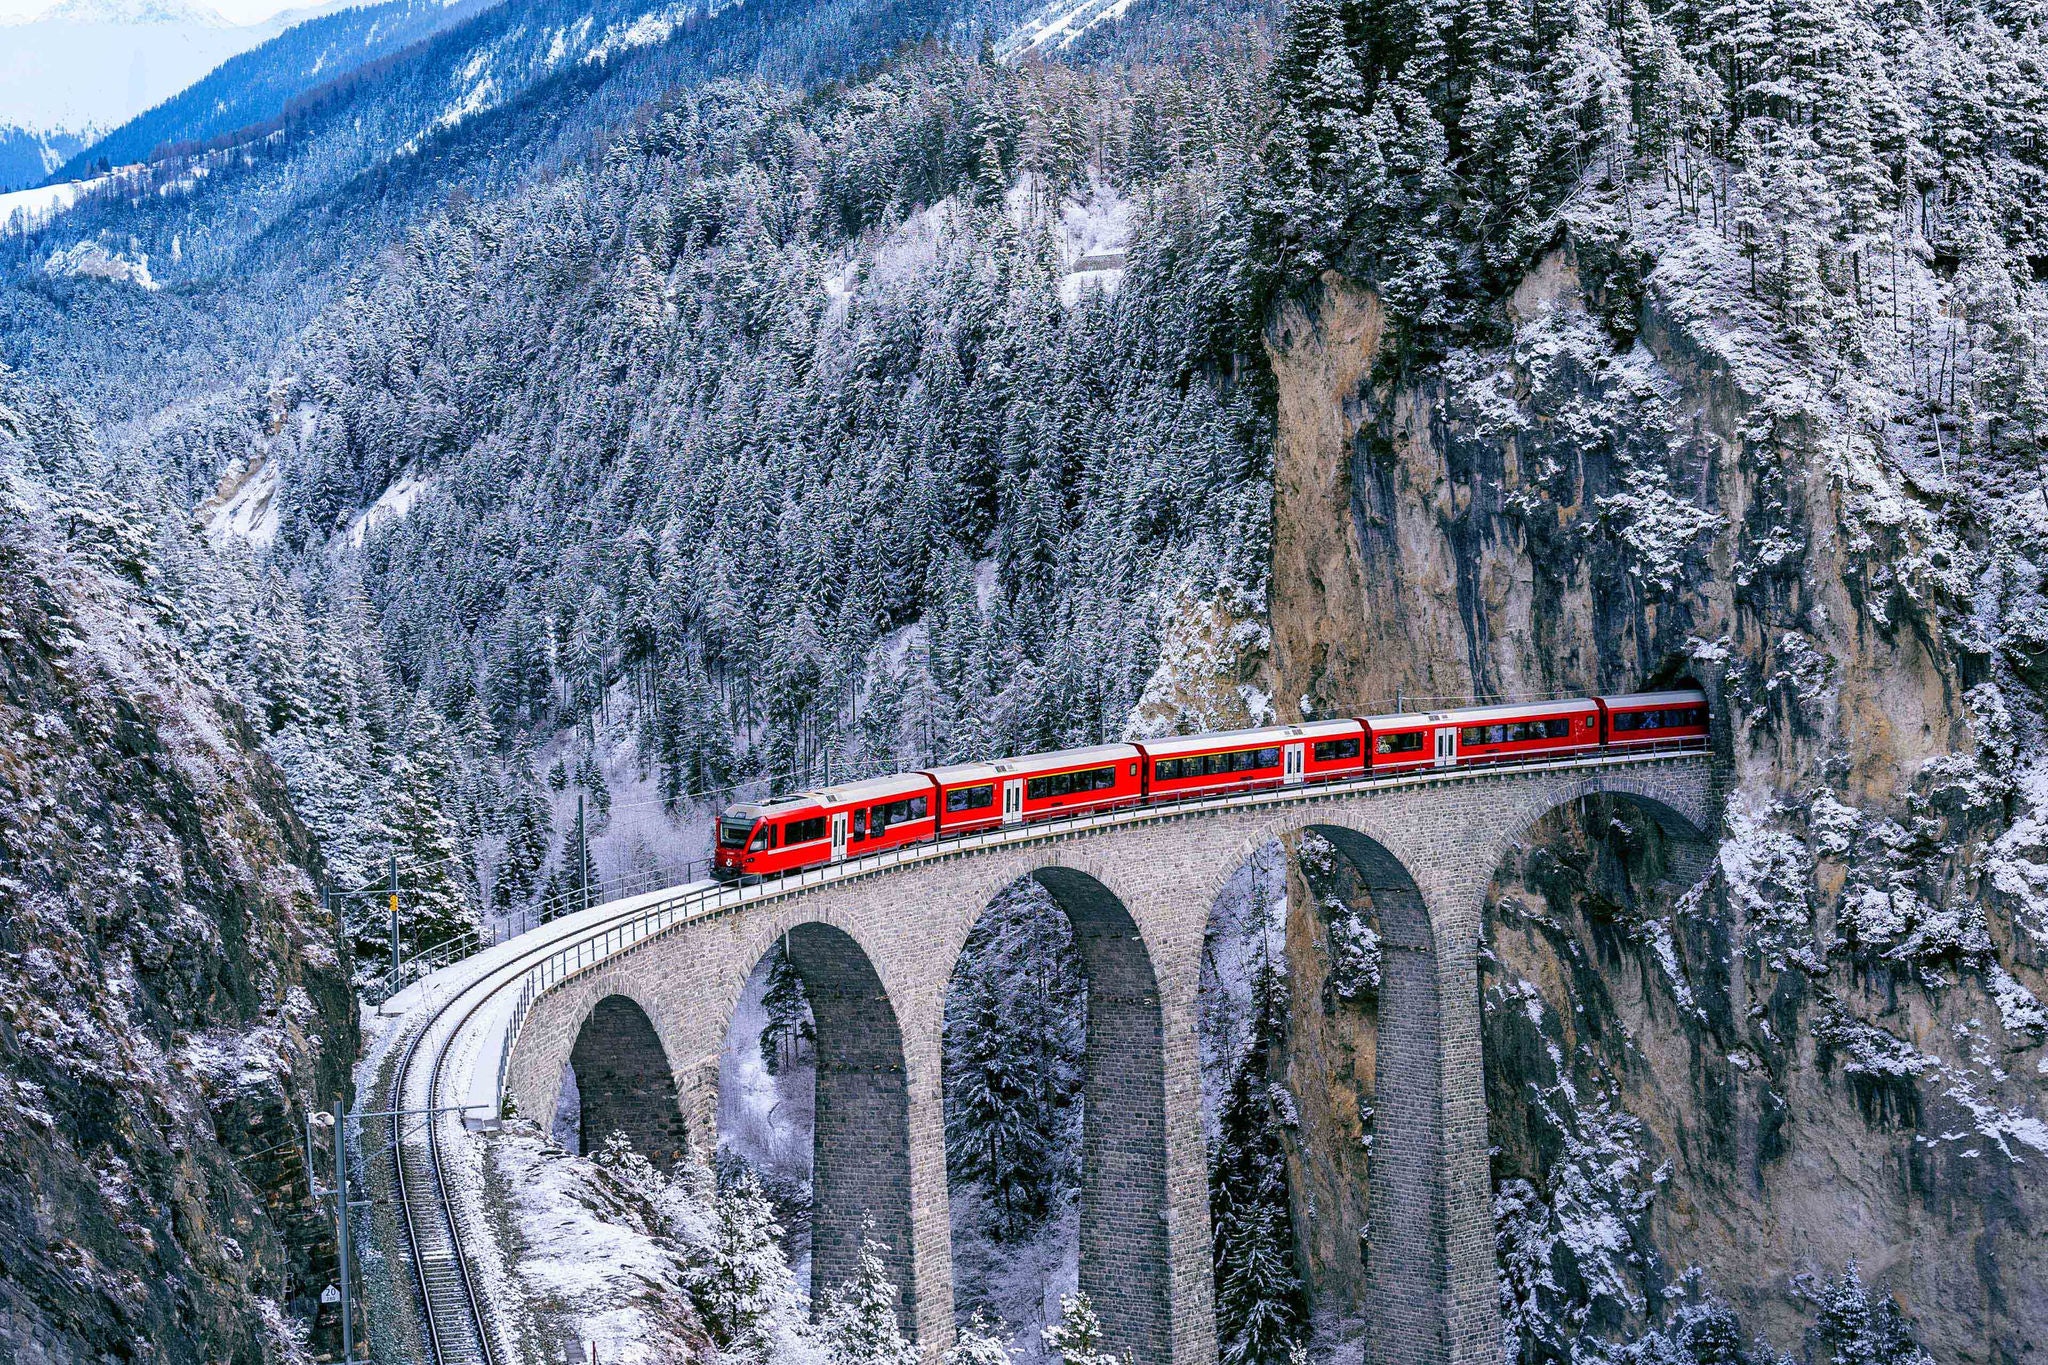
left=713, top=689, right=1708, bottom=880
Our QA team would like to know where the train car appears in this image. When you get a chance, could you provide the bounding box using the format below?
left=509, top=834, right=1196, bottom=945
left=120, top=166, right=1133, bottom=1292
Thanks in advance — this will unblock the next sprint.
left=930, top=743, right=1145, bottom=832
left=1598, top=689, right=1710, bottom=749
left=1136, top=720, right=1366, bottom=802
left=1366, top=698, right=1602, bottom=772
left=1360, top=712, right=1437, bottom=772
left=713, top=772, right=939, bottom=879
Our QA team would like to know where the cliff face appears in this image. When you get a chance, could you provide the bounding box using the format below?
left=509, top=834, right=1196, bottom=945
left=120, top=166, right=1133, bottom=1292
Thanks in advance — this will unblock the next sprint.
left=0, top=377, right=356, bottom=1364
left=1262, top=180, right=2047, bottom=1360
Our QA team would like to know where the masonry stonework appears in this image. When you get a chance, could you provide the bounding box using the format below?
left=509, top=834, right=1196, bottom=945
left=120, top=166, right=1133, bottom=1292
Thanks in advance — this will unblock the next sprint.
left=498, top=757, right=1714, bottom=1365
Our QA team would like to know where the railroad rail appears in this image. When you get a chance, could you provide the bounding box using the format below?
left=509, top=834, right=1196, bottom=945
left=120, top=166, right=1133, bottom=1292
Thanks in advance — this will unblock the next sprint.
left=370, top=740, right=1710, bottom=1364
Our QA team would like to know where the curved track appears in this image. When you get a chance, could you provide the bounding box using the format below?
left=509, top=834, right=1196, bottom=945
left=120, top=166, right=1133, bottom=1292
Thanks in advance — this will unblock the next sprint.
left=374, top=743, right=1711, bottom=1365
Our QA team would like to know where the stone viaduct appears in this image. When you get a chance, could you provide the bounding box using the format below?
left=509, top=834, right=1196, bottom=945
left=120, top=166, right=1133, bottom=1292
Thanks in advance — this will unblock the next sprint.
left=496, top=754, right=1715, bottom=1365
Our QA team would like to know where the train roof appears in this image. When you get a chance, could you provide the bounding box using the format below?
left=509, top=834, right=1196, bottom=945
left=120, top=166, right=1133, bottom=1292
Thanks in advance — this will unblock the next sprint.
left=809, top=771, right=936, bottom=805
left=924, top=742, right=1141, bottom=786
left=1135, top=719, right=1360, bottom=757
left=1362, top=697, right=1600, bottom=728
left=1597, top=689, right=1708, bottom=709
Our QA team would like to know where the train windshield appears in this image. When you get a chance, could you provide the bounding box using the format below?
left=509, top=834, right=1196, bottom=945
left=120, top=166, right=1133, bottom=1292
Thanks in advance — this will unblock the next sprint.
left=717, top=815, right=757, bottom=849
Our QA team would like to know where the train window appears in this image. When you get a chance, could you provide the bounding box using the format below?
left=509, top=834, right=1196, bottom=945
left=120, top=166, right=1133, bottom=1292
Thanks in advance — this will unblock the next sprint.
left=786, top=816, right=826, bottom=845
left=1257, top=747, right=1281, bottom=768
left=1546, top=718, right=1571, bottom=739
left=1313, top=737, right=1362, bottom=762
left=909, top=796, right=928, bottom=819
left=1027, top=775, right=1051, bottom=800
left=1094, top=767, right=1117, bottom=790
left=948, top=785, right=995, bottom=813
left=748, top=824, right=775, bottom=852
left=1154, top=758, right=1179, bottom=782
left=718, top=815, right=756, bottom=848
left=1375, top=732, right=1423, bottom=755
left=852, top=810, right=867, bottom=841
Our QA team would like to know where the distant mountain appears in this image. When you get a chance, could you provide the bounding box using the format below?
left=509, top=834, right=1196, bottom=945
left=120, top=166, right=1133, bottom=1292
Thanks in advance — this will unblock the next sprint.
left=55, top=0, right=500, bottom=175
left=0, top=0, right=1028, bottom=423
left=0, top=125, right=93, bottom=192
left=0, top=0, right=338, bottom=137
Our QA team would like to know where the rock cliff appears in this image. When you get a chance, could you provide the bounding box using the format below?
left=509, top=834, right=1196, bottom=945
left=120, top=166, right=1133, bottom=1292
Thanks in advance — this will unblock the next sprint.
left=1262, top=177, right=2046, bottom=1361
left=0, top=374, right=357, bottom=1364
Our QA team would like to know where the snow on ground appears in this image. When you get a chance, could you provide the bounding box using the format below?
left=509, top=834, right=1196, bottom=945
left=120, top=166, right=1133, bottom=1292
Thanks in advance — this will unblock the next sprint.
left=0, top=167, right=132, bottom=233
left=42, top=238, right=158, bottom=289
left=344, top=464, right=434, bottom=547
left=198, top=454, right=278, bottom=546
left=491, top=1124, right=708, bottom=1363
left=1055, top=173, right=1132, bottom=305
left=719, top=954, right=816, bottom=1180
left=999, top=0, right=1141, bottom=55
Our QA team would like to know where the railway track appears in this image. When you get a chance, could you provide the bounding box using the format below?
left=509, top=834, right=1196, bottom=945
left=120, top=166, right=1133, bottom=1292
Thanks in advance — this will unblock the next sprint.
left=370, top=743, right=1710, bottom=1365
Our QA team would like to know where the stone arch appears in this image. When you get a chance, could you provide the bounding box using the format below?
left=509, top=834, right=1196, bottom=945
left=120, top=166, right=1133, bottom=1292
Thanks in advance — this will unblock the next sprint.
left=770, top=920, right=918, bottom=1334
left=944, top=863, right=1172, bottom=1365
left=567, top=993, right=690, bottom=1167
left=1477, top=772, right=1714, bottom=888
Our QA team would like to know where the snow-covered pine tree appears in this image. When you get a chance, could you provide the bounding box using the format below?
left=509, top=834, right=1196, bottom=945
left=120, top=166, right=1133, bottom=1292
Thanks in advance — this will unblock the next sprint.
left=818, top=1230, right=919, bottom=1365
left=759, top=944, right=814, bottom=1076
left=1209, top=933, right=1305, bottom=1365
left=692, top=1166, right=789, bottom=1356
left=1042, top=1293, right=1120, bottom=1365
left=946, top=1313, right=1016, bottom=1365
left=493, top=765, right=553, bottom=916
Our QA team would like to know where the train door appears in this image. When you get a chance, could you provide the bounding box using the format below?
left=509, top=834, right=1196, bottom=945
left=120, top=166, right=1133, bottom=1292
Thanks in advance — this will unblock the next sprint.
left=1002, top=779, right=1024, bottom=825
left=830, top=813, right=848, bottom=863
left=1283, top=743, right=1305, bottom=785
left=1434, top=727, right=1457, bottom=769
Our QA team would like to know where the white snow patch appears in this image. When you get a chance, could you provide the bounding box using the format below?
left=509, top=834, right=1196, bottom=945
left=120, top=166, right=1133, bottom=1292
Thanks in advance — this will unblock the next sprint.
left=999, top=0, right=1139, bottom=55
left=0, top=167, right=131, bottom=233
left=198, top=454, right=278, bottom=547
left=42, top=239, right=158, bottom=289
left=344, top=465, right=434, bottom=548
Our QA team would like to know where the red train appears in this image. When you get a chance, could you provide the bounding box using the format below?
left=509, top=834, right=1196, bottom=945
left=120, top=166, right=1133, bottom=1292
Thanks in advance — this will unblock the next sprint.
left=713, top=689, right=1708, bottom=880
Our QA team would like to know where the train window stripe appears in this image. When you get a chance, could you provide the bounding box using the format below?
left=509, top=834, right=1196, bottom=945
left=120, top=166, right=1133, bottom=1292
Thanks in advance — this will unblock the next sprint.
left=1611, top=706, right=1707, bottom=733
left=1459, top=717, right=1575, bottom=746
left=946, top=784, right=996, bottom=813
left=1026, top=766, right=1117, bottom=801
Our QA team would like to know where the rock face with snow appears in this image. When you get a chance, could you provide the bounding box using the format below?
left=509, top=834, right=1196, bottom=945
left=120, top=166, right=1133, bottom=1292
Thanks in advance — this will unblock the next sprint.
left=0, top=373, right=356, bottom=1363
left=1262, top=177, right=2046, bottom=1357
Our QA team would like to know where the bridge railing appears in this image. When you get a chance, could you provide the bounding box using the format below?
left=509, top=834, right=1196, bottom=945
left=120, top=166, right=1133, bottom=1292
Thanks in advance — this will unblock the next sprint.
left=475, top=739, right=1711, bottom=1123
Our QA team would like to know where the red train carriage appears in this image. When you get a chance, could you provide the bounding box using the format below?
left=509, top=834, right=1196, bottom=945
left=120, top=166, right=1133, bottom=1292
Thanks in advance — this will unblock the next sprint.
left=1360, top=712, right=1436, bottom=772
left=713, top=772, right=938, bottom=879
left=930, top=743, right=1145, bottom=832
left=1598, top=689, right=1709, bottom=749
left=1366, top=698, right=1602, bottom=771
left=1136, top=719, right=1366, bottom=801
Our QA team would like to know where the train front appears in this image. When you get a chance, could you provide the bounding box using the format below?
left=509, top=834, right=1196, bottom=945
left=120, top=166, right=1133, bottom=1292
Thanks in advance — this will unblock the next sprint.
left=713, top=805, right=766, bottom=880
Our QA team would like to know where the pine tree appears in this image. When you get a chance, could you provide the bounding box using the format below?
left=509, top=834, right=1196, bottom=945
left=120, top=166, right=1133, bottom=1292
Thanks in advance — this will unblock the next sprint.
left=946, top=1313, right=1016, bottom=1365
left=1042, top=1293, right=1120, bottom=1365
left=759, top=944, right=814, bottom=1075
left=819, top=1231, right=919, bottom=1365
left=692, top=1166, right=790, bottom=1356
left=493, top=767, right=553, bottom=916
left=1209, top=934, right=1305, bottom=1365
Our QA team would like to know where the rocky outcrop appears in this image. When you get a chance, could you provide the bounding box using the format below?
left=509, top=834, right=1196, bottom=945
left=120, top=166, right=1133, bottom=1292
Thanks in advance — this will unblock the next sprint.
left=1262, top=183, right=2046, bottom=1361
left=0, top=378, right=356, bottom=1364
